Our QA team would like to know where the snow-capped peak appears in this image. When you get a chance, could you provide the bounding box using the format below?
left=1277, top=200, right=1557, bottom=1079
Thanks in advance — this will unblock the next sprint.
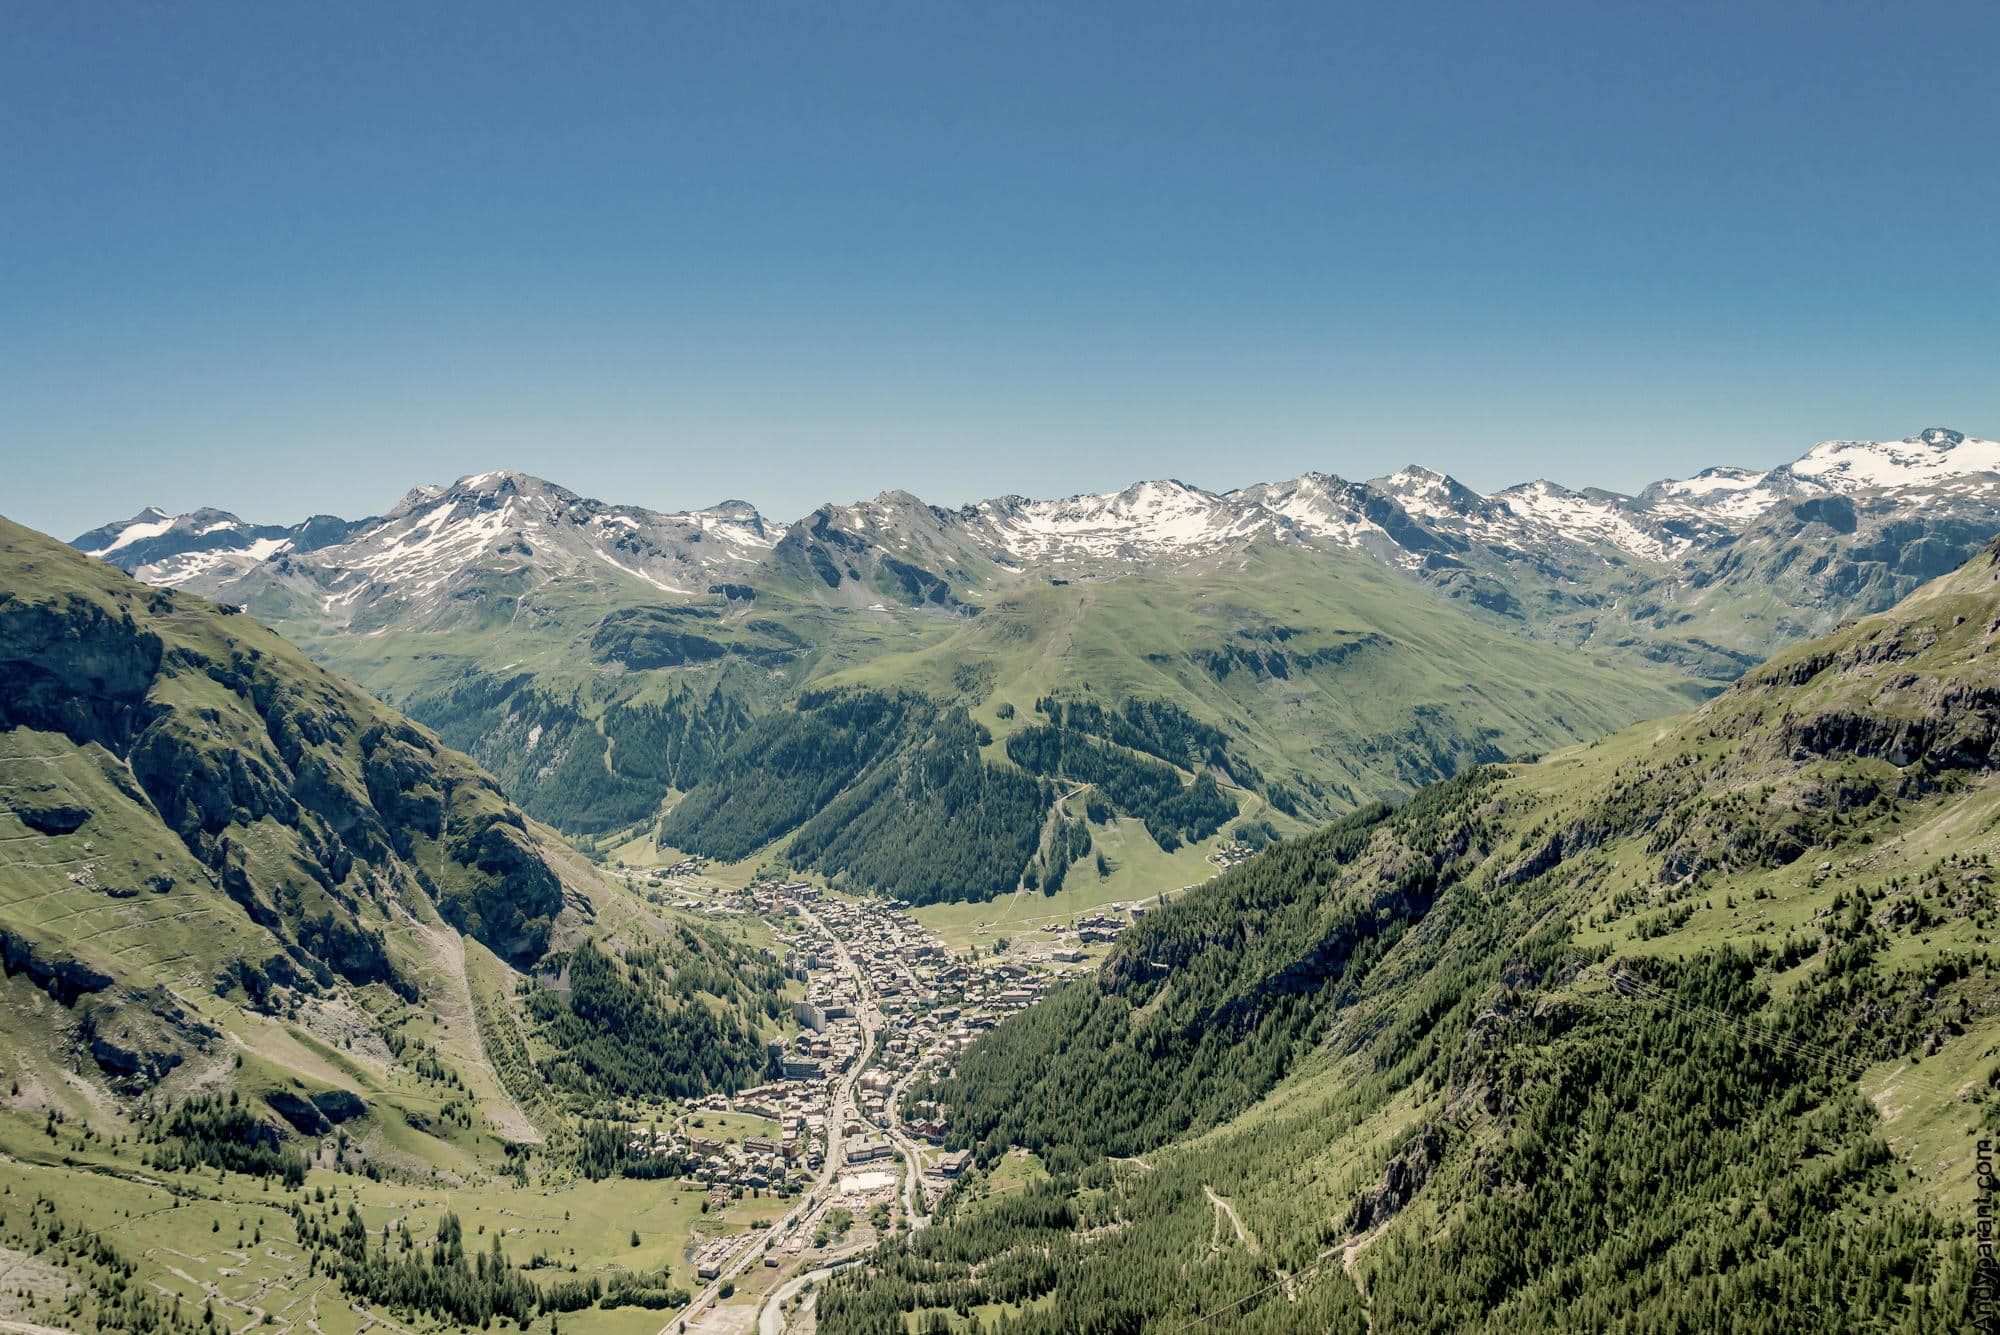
left=459, top=468, right=529, bottom=491
left=1640, top=428, right=2000, bottom=528
left=72, top=424, right=1996, bottom=614
left=241, top=471, right=780, bottom=623
left=68, top=506, right=353, bottom=589
left=1376, top=467, right=1456, bottom=493
left=75, top=506, right=183, bottom=557
left=1786, top=428, right=2000, bottom=491
left=1657, top=464, right=1766, bottom=497
left=385, top=470, right=555, bottom=519
left=1367, top=465, right=1486, bottom=520
left=74, top=506, right=270, bottom=556
left=1494, top=480, right=1682, bottom=562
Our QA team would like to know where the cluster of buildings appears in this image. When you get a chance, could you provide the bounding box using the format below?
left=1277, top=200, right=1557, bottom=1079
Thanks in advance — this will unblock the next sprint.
left=630, top=1110, right=812, bottom=1193
left=692, top=1232, right=753, bottom=1281
left=1209, top=840, right=1260, bottom=872
left=668, top=882, right=1085, bottom=1204
left=594, top=855, right=1205, bottom=1288
left=793, top=887, right=947, bottom=1009
left=1067, top=910, right=1134, bottom=946
left=649, top=874, right=1165, bottom=1238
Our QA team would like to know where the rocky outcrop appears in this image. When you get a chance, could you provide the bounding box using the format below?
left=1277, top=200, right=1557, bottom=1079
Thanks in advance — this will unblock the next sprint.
left=442, top=807, right=563, bottom=964
left=0, top=929, right=114, bottom=1005
left=265, top=1087, right=369, bottom=1136
left=0, top=592, right=163, bottom=750
left=12, top=791, right=91, bottom=834
left=1346, top=1126, right=1446, bottom=1233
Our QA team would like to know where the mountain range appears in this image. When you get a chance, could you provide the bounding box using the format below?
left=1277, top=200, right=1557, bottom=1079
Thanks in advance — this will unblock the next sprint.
left=65, top=428, right=2000, bottom=905
left=78, top=427, right=2000, bottom=609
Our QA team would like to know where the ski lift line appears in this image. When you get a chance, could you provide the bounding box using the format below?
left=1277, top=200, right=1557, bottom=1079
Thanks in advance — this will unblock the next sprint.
left=1618, top=979, right=1968, bottom=1102
left=1625, top=988, right=1867, bottom=1079
left=1574, top=952, right=1975, bottom=1100
left=1564, top=951, right=1869, bottom=1077
left=1167, top=1256, right=1335, bottom=1332
left=1606, top=970, right=1856, bottom=1065
left=1611, top=968, right=1864, bottom=1073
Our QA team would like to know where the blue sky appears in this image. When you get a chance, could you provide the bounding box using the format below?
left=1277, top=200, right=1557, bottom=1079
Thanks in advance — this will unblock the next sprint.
left=4, top=0, right=1997, bottom=537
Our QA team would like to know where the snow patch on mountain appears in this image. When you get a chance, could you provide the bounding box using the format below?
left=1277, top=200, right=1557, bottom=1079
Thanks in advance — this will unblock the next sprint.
left=70, top=507, right=361, bottom=590
left=80, top=508, right=176, bottom=557
left=1495, top=481, right=1684, bottom=562
left=973, top=480, right=1283, bottom=563
left=1788, top=428, right=2000, bottom=490
left=1645, top=430, right=2000, bottom=525
left=72, top=427, right=1993, bottom=609
left=1241, top=473, right=1389, bottom=543
left=127, top=537, right=298, bottom=588
left=244, top=472, right=778, bottom=624
left=1368, top=466, right=1484, bottom=523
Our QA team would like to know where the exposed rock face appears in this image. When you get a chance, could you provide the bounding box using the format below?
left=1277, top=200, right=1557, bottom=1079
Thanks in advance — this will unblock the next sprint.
left=265, top=1088, right=368, bottom=1136
left=0, top=593, right=163, bottom=749
left=1347, top=1126, right=1446, bottom=1233
left=87, top=1031, right=184, bottom=1084
left=311, top=1089, right=367, bottom=1123
left=0, top=929, right=115, bottom=1005
left=0, top=926, right=210, bottom=1090
left=1721, top=546, right=2000, bottom=783
left=771, top=496, right=984, bottom=611
left=12, top=789, right=91, bottom=834
left=445, top=808, right=562, bottom=965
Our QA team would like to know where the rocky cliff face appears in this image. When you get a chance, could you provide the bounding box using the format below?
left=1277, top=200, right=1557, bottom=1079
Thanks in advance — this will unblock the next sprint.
left=0, top=591, right=164, bottom=750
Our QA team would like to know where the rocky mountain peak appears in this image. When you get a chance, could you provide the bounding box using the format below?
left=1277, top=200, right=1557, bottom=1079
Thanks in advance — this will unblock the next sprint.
left=1369, top=465, right=1485, bottom=517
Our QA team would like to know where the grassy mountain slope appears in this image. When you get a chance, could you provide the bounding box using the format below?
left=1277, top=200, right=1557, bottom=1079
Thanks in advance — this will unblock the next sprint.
left=818, top=539, right=2000, bottom=1331
left=0, top=516, right=787, bottom=1332
left=242, top=555, right=967, bottom=836
left=822, top=543, right=1710, bottom=811
left=659, top=688, right=1059, bottom=903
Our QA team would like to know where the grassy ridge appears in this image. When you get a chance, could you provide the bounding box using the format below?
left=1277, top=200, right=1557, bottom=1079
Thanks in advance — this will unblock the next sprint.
left=0, top=516, right=793, bottom=1333
left=825, top=543, right=1708, bottom=810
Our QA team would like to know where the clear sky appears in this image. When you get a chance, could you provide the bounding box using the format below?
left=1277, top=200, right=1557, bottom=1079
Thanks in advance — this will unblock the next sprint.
left=4, top=0, right=1996, bottom=538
